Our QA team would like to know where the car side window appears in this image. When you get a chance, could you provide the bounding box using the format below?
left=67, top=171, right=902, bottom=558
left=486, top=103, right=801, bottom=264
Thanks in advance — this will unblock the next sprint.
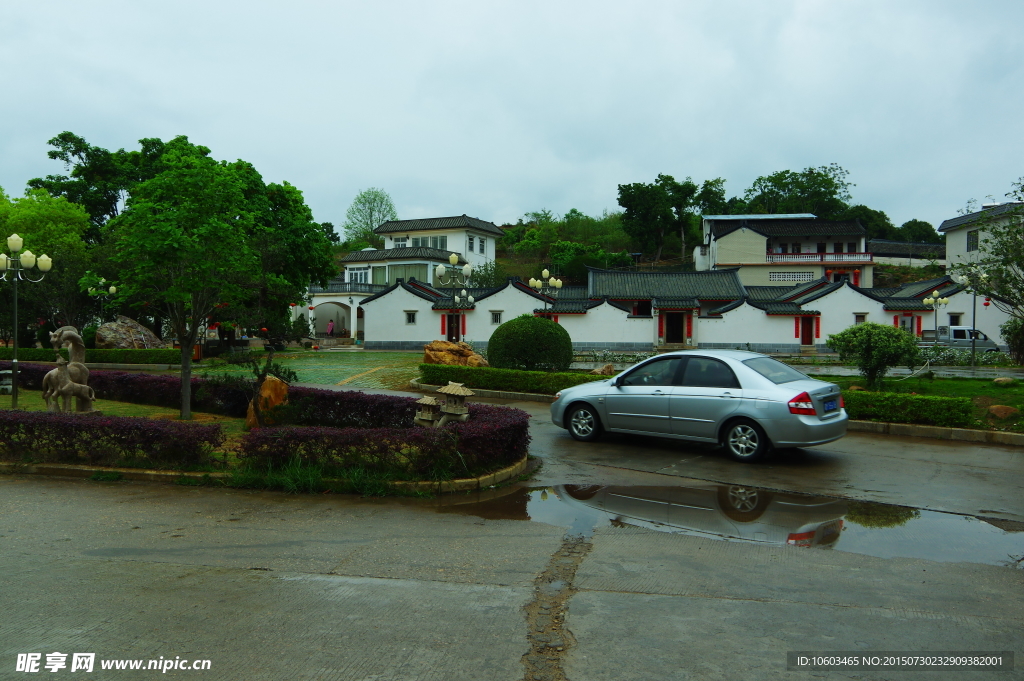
left=953, top=329, right=967, bottom=340
left=681, top=357, right=740, bottom=389
left=620, top=358, right=682, bottom=387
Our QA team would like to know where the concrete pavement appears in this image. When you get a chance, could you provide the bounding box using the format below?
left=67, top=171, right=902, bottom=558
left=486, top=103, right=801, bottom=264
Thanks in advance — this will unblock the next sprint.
left=3, top=386, right=1024, bottom=679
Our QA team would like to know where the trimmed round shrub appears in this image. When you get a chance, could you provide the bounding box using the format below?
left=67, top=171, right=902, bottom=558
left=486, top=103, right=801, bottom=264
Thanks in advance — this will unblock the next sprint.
left=487, top=314, right=573, bottom=371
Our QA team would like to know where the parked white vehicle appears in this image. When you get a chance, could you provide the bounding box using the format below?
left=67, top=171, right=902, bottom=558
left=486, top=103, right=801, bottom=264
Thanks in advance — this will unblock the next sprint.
left=918, top=326, right=1000, bottom=352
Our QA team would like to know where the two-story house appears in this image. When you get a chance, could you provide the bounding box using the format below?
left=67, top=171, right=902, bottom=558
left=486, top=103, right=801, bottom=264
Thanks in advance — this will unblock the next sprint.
left=938, top=202, right=1023, bottom=267
left=304, top=215, right=501, bottom=339
left=693, top=214, right=874, bottom=287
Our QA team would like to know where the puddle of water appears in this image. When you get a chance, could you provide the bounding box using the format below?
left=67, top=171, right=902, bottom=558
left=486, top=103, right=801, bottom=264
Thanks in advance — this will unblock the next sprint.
left=438, top=484, right=1024, bottom=568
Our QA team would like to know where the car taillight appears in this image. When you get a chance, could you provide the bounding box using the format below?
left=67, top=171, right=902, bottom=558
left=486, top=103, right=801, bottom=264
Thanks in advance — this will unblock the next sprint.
left=786, top=530, right=815, bottom=547
left=839, top=394, right=845, bottom=408
left=788, top=392, right=816, bottom=415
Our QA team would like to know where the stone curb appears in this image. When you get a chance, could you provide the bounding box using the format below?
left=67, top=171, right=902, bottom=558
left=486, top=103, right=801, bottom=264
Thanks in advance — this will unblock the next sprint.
left=410, top=379, right=556, bottom=404
left=0, top=456, right=531, bottom=493
left=847, top=420, right=1024, bottom=446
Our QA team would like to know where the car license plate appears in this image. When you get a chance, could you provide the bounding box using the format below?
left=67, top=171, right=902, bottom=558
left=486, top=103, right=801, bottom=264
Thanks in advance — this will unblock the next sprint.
left=824, top=399, right=837, bottom=412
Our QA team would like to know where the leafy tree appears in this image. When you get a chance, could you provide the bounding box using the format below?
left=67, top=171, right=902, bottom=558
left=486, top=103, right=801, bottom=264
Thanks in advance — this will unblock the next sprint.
left=618, top=174, right=723, bottom=261
left=27, top=132, right=168, bottom=243
left=106, top=137, right=259, bottom=419
left=469, top=260, right=511, bottom=287
left=825, top=322, right=921, bottom=390
left=1001, top=317, right=1024, bottom=365
left=837, top=204, right=898, bottom=241
left=896, top=219, right=942, bottom=244
left=342, top=188, right=397, bottom=248
left=488, top=314, right=573, bottom=371
left=0, top=187, right=96, bottom=334
left=744, top=163, right=853, bottom=219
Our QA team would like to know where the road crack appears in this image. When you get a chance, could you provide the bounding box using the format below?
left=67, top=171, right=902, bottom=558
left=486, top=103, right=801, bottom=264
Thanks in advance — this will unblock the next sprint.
left=521, top=536, right=593, bottom=681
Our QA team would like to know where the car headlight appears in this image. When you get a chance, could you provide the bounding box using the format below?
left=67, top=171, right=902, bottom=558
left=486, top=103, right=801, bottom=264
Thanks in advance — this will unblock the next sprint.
left=554, top=391, right=562, bottom=400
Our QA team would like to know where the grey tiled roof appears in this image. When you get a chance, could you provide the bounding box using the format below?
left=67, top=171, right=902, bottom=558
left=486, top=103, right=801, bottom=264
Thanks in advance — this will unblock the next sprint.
left=587, top=268, right=745, bottom=300
left=707, top=299, right=745, bottom=315
left=359, top=279, right=440, bottom=306
left=790, top=281, right=844, bottom=305
left=753, top=302, right=819, bottom=315
left=711, top=219, right=864, bottom=239
left=888, top=276, right=954, bottom=299
left=868, top=239, right=945, bottom=258
left=938, top=203, right=1023, bottom=232
left=533, top=299, right=603, bottom=314
left=744, top=285, right=801, bottom=301
left=555, top=286, right=589, bottom=300
left=340, top=247, right=467, bottom=264
left=652, top=297, right=700, bottom=309
left=375, top=215, right=504, bottom=236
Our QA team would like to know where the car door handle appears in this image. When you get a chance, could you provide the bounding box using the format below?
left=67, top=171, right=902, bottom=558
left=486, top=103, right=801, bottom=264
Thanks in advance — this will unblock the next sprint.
left=652, top=389, right=666, bottom=395
left=721, top=392, right=738, bottom=398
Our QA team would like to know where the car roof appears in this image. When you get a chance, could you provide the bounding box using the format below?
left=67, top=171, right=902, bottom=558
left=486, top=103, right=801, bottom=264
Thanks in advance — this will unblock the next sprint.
left=654, top=349, right=768, bottom=361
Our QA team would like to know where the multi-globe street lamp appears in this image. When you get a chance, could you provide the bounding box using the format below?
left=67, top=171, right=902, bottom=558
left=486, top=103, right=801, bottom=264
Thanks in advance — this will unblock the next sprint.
left=0, top=234, right=53, bottom=409
left=435, top=253, right=473, bottom=305
left=922, top=289, right=949, bottom=348
left=529, top=269, right=563, bottom=313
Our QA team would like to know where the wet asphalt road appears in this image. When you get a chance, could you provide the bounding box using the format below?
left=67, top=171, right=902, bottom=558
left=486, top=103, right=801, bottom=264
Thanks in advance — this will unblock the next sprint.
left=2, top=389, right=1023, bottom=680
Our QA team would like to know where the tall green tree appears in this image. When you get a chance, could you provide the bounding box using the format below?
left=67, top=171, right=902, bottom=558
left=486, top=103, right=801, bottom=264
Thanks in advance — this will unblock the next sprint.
left=896, top=219, right=942, bottom=243
left=27, top=132, right=167, bottom=243
left=837, top=204, right=898, bottom=241
left=0, top=187, right=95, bottom=340
left=106, top=137, right=258, bottom=419
left=744, top=163, right=853, bottom=218
left=342, top=188, right=397, bottom=248
left=618, top=174, right=721, bottom=261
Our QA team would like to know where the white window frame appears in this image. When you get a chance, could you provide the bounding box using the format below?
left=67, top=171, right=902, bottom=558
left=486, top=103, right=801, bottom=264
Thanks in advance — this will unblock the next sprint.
left=347, top=267, right=369, bottom=284
left=967, top=230, right=979, bottom=252
left=854, top=313, right=867, bottom=324
left=393, top=236, right=408, bottom=248
left=468, top=235, right=475, bottom=253
left=479, top=236, right=486, bottom=254
left=490, top=311, right=502, bottom=325
left=405, top=310, right=417, bottom=325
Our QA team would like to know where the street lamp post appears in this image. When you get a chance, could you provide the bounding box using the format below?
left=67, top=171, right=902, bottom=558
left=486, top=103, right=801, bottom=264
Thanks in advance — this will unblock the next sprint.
left=529, top=268, right=563, bottom=313
left=922, top=289, right=949, bottom=347
left=951, top=269, right=985, bottom=367
left=434, top=253, right=474, bottom=304
left=0, top=234, right=53, bottom=409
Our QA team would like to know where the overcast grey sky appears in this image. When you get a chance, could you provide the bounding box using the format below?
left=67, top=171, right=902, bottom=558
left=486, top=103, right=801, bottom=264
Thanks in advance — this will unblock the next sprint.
left=2, top=1, right=1022, bottom=233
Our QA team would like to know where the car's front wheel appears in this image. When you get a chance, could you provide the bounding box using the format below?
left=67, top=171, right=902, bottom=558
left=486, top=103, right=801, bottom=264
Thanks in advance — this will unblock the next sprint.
left=722, top=418, right=770, bottom=463
left=567, top=403, right=602, bottom=442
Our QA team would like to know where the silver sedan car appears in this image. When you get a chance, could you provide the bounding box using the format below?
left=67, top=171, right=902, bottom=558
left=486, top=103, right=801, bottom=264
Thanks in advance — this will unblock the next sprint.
left=550, top=350, right=847, bottom=462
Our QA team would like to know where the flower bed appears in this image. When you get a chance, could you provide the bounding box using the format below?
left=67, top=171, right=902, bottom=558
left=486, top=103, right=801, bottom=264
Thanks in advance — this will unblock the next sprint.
left=3, top=364, right=531, bottom=482
left=0, top=410, right=224, bottom=468
left=843, top=391, right=973, bottom=428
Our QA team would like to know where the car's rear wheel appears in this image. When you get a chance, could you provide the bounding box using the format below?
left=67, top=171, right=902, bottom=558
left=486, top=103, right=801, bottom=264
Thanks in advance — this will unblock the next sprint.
left=716, top=485, right=772, bottom=521
left=722, top=418, right=770, bottom=463
left=567, top=403, right=602, bottom=442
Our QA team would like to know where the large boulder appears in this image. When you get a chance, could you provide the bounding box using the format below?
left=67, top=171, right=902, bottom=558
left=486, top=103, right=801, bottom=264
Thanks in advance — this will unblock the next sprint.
left=987, top=404, right=1019, bottom=420
left=95, top=316, right=168, bottom=349
left=423, top=340, right=489, bottom=367
left=246, top=375, right=289, bottom=429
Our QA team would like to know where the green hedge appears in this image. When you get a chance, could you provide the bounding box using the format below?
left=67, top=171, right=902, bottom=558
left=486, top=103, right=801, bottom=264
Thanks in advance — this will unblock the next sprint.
left=0, top=348, right=182, bottom=364
left=843, top=391, right=973, bottom=427
left=420, top=364, right=606, bottom=395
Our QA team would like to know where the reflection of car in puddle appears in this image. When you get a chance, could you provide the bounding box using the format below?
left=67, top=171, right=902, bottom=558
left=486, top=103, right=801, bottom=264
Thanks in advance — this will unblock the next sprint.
left=556, top=484, right=847, bottom=548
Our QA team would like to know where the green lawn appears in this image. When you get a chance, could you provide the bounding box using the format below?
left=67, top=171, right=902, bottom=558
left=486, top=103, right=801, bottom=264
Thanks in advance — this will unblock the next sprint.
left=193, top=350, right=421, bottom=390
left=0, top=388, right=247, bottom=439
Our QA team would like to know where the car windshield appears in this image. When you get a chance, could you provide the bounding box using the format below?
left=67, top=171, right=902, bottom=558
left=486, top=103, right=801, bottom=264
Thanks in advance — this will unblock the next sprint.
left=741, top=357, right=808, bottom=384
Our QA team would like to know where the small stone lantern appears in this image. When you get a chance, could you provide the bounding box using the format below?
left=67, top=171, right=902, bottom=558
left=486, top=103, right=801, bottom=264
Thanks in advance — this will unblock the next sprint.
left=435, top=381, right=474, bottom=427
left=414, top=396, right=442, bottom=428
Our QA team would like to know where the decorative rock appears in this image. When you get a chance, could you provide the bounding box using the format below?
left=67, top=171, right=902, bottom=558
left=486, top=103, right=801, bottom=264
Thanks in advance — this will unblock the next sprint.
left=848, top=385, right=867, bottom=391
left=993, top=377, right=1015, bottom=386
left=589, top=363, right=616, bottom=376
left=422, top=340, right=488, bottom=367
left=987, top=405, right=1019, bottom=420
left=245, top=375, right=289, bottom=429
left=95, top=315, right=168, bottom=349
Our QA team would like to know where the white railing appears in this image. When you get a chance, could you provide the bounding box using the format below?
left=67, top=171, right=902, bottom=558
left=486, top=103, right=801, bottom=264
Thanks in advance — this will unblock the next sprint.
left=765, top=253, right=873, bottom=263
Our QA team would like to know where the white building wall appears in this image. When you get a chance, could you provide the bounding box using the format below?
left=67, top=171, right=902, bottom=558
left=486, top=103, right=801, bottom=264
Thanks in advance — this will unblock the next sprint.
left=558, top=302, right=654, bottom=351
left=362, top=287, right=437, bottom=349
left=696, top=303, right=805, bottom=352
left=383, top=228, right=495, bottom=269
left=463, top=285, right=540, bottom=345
